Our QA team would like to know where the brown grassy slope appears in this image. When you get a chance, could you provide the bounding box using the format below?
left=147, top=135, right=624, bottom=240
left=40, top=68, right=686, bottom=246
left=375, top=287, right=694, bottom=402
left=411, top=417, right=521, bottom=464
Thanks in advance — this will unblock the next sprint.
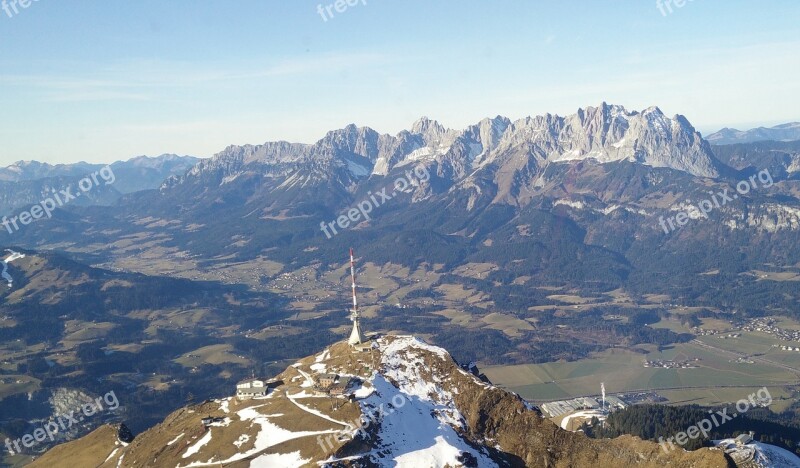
left=27, top=424, right=120, bottom=468
left=31, top=337, right=734, bottom=468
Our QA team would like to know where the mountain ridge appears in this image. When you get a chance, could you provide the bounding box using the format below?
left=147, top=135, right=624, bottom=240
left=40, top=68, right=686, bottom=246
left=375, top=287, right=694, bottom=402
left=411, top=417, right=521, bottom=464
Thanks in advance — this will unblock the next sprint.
left=707, top=122, right=800, bottom=145
left=0, top=154, right=201, bottom=216
left=0, top=154, right=199, bottom=184
left=164, top=103, right=722, bottom=189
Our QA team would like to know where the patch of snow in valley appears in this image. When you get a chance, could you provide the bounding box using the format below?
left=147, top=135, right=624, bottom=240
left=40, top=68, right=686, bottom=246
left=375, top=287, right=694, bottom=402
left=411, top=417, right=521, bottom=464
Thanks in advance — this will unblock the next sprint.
left=221, top=173, right=242, bottom=185
left=2, top=250, right=24, bottom=287
left=398, top=144, right=452, bottom=166
left=467, top=143, right=484, bottom=164
left=287, top=389, right=316, bottom=398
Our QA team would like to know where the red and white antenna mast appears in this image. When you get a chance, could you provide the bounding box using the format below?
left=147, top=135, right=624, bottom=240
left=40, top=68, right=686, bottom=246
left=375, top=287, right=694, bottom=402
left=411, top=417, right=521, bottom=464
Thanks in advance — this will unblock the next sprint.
left=350, top=248, right=359, bottom=318
left=347, top=248, right=365, bottom=345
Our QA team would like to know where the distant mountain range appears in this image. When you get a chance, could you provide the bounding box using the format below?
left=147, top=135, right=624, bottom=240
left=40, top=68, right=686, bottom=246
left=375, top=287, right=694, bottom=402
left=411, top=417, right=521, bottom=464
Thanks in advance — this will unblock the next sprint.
left=170, top=103, right=722, bottom=192
left=8, top=103, right=800, bottom=317
left=0, top=154, right=199, bottom=216
left=707, top=122, right=800, bottom=145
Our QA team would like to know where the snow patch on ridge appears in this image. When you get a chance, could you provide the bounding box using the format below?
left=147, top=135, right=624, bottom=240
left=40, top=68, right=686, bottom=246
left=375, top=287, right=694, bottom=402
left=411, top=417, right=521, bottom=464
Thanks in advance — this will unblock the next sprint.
left=359, top=374, right=496, bottom=467
left=179, top=405, right=337, bottom=467
left=715, top=438, right=800, bottom=467
left=182, top=432, right=212, bottom=459
left=352, top=336, right=497, bottom=466
left=554, top=200, right=585, bottom=210
left=250, top=451, right=310, bottom=467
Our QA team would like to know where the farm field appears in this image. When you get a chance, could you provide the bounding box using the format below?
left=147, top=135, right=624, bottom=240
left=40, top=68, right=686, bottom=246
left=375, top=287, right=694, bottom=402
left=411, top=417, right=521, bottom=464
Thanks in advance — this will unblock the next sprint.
left=0, top=375, right=41, bottom=399
left=174, top=344, right=251, bottom=368
left=482, top=341, right=800, bottom=405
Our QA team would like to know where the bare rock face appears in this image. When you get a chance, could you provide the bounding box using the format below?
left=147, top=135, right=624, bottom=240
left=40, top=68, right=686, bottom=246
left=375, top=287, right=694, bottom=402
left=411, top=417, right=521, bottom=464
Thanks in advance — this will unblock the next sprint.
left=163, top=104, right=722, bottom=206
left=117, top=423, right=135, bottom=444
left=30, top=336, right=732, bottom=467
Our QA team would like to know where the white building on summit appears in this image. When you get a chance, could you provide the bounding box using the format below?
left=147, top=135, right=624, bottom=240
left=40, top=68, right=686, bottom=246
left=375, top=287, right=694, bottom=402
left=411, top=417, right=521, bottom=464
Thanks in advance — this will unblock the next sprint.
left=347, top=248, right=365, bottom=346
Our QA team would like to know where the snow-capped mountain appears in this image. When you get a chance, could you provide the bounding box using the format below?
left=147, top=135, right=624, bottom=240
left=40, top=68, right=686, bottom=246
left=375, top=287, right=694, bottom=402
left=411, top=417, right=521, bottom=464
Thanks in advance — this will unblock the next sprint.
left=159, top=103, right=723, bottom=214
left=455, top=103, right=719, bottom=177
left=29, top=336, right=731, bottom=467
left=707, top=122, right=800, bottom=145
left=116, top=154, right=197, bottom=170
left=167, top=103, right=721, bottom=188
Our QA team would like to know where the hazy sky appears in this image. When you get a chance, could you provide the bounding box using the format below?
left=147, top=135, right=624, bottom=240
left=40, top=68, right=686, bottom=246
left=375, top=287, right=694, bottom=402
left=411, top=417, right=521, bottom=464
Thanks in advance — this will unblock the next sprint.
left=0, top=0, right=798, bottom=165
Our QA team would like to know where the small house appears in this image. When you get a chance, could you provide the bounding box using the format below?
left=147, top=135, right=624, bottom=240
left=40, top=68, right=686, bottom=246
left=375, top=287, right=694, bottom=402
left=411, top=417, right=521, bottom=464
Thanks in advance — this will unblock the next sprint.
left=329, top=377, right=354, bottom=396
left=201, top=416, right=225, bottom=428
left=735, top=432, right=754, bottom=445
left=318, top=373, right=338, bottom=389
left=236, top=378, right=269, bottom=399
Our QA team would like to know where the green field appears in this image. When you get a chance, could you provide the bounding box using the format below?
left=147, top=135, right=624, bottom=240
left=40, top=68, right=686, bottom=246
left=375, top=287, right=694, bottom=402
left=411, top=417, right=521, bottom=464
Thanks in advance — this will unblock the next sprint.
left=0, top=375, right=41, bottom=399
left=482, top=341, right=799, bottom=405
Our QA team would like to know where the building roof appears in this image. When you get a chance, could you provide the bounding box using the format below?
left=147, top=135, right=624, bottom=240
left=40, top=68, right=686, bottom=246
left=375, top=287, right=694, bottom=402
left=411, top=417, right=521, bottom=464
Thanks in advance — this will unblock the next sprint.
left=237, top=378, right=282, bottom=385
left=330, top=376, right=353, bottom=389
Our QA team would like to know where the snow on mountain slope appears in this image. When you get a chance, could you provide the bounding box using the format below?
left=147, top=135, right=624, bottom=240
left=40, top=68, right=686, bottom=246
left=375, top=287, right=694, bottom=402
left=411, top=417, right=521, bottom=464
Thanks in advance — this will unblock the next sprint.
left=347, top=336, right=497, bottom=466
left=715, top=438, right=800, bottom=467
left=29, top=336, right=733, bottom=468
left=340, top=374, right=497, bottom=467
left=1, top=249, right=25, bottom=287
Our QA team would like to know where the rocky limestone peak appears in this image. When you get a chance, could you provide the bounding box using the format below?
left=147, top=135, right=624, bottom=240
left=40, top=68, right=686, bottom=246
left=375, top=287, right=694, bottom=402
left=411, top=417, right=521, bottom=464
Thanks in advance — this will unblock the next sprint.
left=411, top=116, right=449, bottom=143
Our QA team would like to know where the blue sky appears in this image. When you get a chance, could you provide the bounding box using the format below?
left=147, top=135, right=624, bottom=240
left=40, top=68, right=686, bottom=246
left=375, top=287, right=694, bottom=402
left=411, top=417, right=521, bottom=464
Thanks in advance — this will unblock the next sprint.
left=0, top=0, right=798, bottom=165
